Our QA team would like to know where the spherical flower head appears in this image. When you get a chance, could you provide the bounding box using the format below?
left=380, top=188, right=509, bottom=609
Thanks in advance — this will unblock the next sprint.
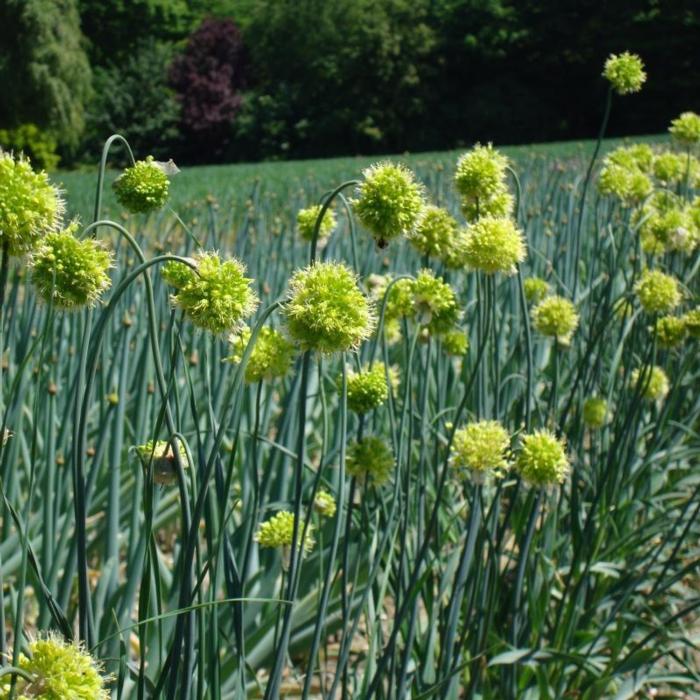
left=439, top=328, right=469, bottom=356
left=410, top=269, right=461, bottom=334
left=634, top=269, right=681, bottom=314
left=607, top=144, right=654, bottom=173
left=30, top=222, right=112, bottom=310
left=450, top=420, right=510, bottom=482
left=7, top=632, right=109, bottom=699
left=683, top=307, right=700, bottom=338
left=603, top=52, right=646, bottom=95
left=353, top=162, right=424, bottom=246
left=463, top=216, right=527, bottom=275
left=227, top=326, right=296, bottom=383
left=669, top=111, right=700, bottom=146
left=630, top=365, right=669, bottom=401
left=135, top=439, right=190, bottom=485
left=597, top=163, right=652, bottom=204
left=637, top=200, right=697, bottom=255
left=531, top=295, right=579, bottom=345
left=523, top=276, right=549, bottom=304
left=516, top=430, right=569, bottom=487
left=112, top=156, right=169, bottom=214
left=346, top=436, right=394, bottom=486
left=255, top=511, right=314, bottom=553
left=653, top=315, right=687, bottom=348
left=409, top=206, right=461, bottom=262
left=583, top=397, right=608, bottom=429
left=652, top=152, right=686, bottom=184
left=0, top=151, right=64, bottom=255
left=284, top=261, right=375, bottom=353
left=341, top=362, right=389, bottom=414
left=313, top=489, right=337, bottom=518
left=377, top=276, right=415, bottom=321
left=297, top=204, right=337, bottom=242
left=461, top=188, right=513, bottom=223
left=454, top=144, right=509, bottom=204
left=166, top=251, right=259, bottom=334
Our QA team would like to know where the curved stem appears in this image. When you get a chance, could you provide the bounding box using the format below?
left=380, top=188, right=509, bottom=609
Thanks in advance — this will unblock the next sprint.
left=310, top=180, right=360, bottom=263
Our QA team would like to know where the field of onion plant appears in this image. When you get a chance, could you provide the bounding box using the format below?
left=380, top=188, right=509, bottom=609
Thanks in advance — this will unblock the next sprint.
left=0, top=52, right=699, bottom=699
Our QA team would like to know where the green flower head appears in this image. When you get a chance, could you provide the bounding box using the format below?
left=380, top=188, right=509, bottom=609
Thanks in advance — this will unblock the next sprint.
left=4, top=632, right=109, bottom=699
left=652, top=152, right=686, bottom=184
left=630, top=365, right=669, bottom=401
left=669, top=111, right=700, bottom=146
left=346, top=436, right=394, bottom=486
left=597, top=163, right=653, bottom=204
left=634, top=269, right=681, bottom=315
left=603, top=52, right=646, bottom=95
left=284, top=261, right=375, bottom=353
left=112, top=156, right=170, bottom=213
left=313, top=489, right=337, bottom=518
left=450, top=420, right=511, bottom=482
left=582, top=397, right=608, bottom=429
left=411, top=269, right=461, bottom=334
left=463, top=216, right=527, bottom=275
left=683, top=307, right=700, bottom=338
left=255, top=511, right=314, bottom=553
left=409, top=206, right=463, bottom=265
left=523, top=276, right=550, bottom=304
left=0, top=151, right=64, bottom=255
left=297, top=204, right=337, bottom=242
left=440, top=328, right=469, bottom=356
left=375, top=276, right=415, bottom=321
left=637, top=198, right=698, bottom=255
left=531, top=295, right=579, bottom=345
left=607, top=144, right=654, bottom=172
left=341, top=362, right=389, bottom=414
left=31, top=222, right=112, bottom=310
left=454, top=144, right=509, bottom=203
left=653, top=315, right=687, bottom=348
left=135, top=439, right=190, bottom=486
left=164, top=251, right=259, bottom=334
left=227, top=326, right=296, bottom=383
left=354, top=162, right=424, bottom=246
left=516, top=430, right=570, bottom=487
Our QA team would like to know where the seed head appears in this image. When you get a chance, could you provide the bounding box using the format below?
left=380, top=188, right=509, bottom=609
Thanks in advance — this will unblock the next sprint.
left=454, top=144, right=508, bottom=203
left=346, top=436, right=394, bottom=486
left=31, top=222, right=112, bottom=310
left=227, top=326, right=296, bottom=383
left=630, top=365, right=669, bottom=401
left=603, top=52, right=646, bottom=95
left=439, top=328, right=469, bottom=356
left=669, top=111, right=700, bottom=146
left=354, top=162, right=424, bottom=246
left=113, top=156, right=169, bottom=213
left=284, top=261, right=375, bottom=353
left=463, top=216, right=527, bottom=275
left=255, top=511, right=314, bottom=553
left=297, top=204, right=337, bottom=242
left=582, top=397, right=608, bottom=429
left=634, top=269, right=681, bottom=315
left=523, top=276, right=549, bottom=304
left=0, top=151, right=64, bottom=255
left=515, top=430, right=570, bottom=487
left=450, top=420, right=510, bottom=482
left=531, top=295, right=579, bottom=345
left=341, top=362, right=389, bottom=414
left=164, top=251, right=259, bottom=334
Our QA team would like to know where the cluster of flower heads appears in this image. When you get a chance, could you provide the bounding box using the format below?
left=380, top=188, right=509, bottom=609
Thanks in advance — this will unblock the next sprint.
left=408, top=205, right=466, bottom=268
left=583, top=397, right=608, bottom=429
left=227, top=326, right=296, bottom=383
left=162, top=251, right=259, bottom=334
left=0, top=633, right=109, bottom=699
left=531, top=295, right=580, bottom=346
left=346, top=436, right=395, bottom=486
left=112, top=156, right=171, bottom=214
left=341, top=362, right=389, bottom=414
left=449, top=421, right=570, bottom=488
left=631, top=365, right=669, bottom=402
left=296, top=204, right=337, bottom=243
left=255, top=510, right=315, bottom=555
left=634, top=269, right=681, bottom=315
left=602, top=52, right=646, bottom=95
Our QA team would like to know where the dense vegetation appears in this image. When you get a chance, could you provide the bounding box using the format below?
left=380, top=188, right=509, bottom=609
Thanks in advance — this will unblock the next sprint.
left=1, top=0, right=699, bottom=167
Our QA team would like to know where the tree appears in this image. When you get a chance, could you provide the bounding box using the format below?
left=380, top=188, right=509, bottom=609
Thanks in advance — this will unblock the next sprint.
left=0, top=0, right=92, bottom=153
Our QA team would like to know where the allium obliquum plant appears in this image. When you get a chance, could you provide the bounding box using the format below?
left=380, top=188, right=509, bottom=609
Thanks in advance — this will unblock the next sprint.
left=0, top=50, right=699, bottom=700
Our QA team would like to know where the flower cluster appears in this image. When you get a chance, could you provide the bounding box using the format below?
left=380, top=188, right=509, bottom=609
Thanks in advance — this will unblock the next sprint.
left=1, top=633, right=109, bottom=699
left=531, top=295, right=579, bottom=345
left=603, top=52, right=646, bottom=95
left=634, top=269, right=681, bottom=315
left=450, top=420, right=510, bottom=482
left=341, top=362, right=389, bottom=414
left=597, top=162, right=652, bottom=204
left=255, top=511, right=315, bottom=553
left=653, top=315, right=687, bottom=348
left=515, top=430, right=570, bottom=487
left=284, top=261, right=375, bottom=353
left=440, top=328, right=469, bottom=356
left=652, top=152, right=686, bottom=185
left=227, top=326, right=296, bottom=383
left=31, top=223, right=112, bottom=310
left=630, top=365, right=669, bottom=401
left=313, top=489, right=337, bottom=518
left=113, top=156, right=170, bottom=213
left=409, top=205, right=466, bottom=267
left=636, top=192, right=698, bottom=255
left=684, top=307, right=700, bottom=337
left=354, top=162, right=424, bottom=246
left=523, top=276, right=549, bottom=304
left=669, top=111, right=700, bottom=146
left=135, top=439, right=190, bottom=486
left=346, top=436, right=394, bottom=486
left=454, top=144, right=513, bottom=222
left=582, top=397, right=608, bottom=429
left=411, top=269, right=461, bottom=334
left=163, top=251, right=259, bottom=334
left=297, top=204, right=337, bottom=243
left=0, top=151, right=64, bottom=255
left=463, top=216, right=527, bottom=275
